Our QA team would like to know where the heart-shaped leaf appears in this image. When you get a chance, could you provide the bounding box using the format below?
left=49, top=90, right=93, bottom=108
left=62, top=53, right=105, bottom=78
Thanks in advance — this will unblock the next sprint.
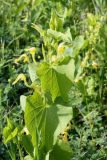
left=25, top=92, right=73, bottom=151
left=37, top=62, right=72, bottom=102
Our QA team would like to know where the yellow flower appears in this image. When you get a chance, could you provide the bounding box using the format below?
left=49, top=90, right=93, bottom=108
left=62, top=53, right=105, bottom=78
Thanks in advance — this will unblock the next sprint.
left=57, top=43, right=65, bottom=54
left=26, top=47, right=36, bottom=55
left=14, top=54, right=29, bottom=63
left=12, top=74, right=26, bottom=85
left=14, top=58, right=19, bottom=63
left=23, top=54, right=29, bottom=63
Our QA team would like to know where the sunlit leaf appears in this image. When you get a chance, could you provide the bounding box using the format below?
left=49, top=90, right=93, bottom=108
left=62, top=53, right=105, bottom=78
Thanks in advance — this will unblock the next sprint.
left=49, top=141, right=73, bottom=160
left=37, top=62, right=72, bottom=101
left=3, top=118, right=18, bottom=144
left=25, top=92, right=73, bottom=151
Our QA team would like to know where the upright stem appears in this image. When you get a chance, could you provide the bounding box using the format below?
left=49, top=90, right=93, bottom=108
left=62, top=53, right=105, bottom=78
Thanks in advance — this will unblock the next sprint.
left=32, top=54, right=37, bottom=64
left=17, top=142, right=23, bottom=160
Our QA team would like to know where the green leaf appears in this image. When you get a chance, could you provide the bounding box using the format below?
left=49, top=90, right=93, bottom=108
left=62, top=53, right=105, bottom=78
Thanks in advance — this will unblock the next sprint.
left=8, top=142, right=17, bottom=160
left=49, top=10, right=63, bottom=31
left=16, top=2, right=28, bottom=14
left=37, top=62, right=72, bottom=101
left=25, top=92, right=73, bottom=151
left=58, top=56, right=71, bottom=65
left=73, top=36, right=88, bottom=57
left=76, top=80, right=86, bottom=95
left=33, top=0, right=44, bottom=7
left=57, top=59, right=75, bottom=82
left=32, top=24, right=44, bottom=37
left=3, top=118, right=18, bottom=144
left=47, top=29, right=71, bottom=43
left=49, top=141, right=72, bottom=160
left=21, top=135, right=34, bottom=157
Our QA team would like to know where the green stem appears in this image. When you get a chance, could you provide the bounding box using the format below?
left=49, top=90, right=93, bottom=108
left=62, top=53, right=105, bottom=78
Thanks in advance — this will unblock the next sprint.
left=32, top=54, right=37, bottom=64
left=34, top=147, right=39, bottom=160
left=42, top=44, right=46, bottom=61
left=18, top=142, right=23, bottom=160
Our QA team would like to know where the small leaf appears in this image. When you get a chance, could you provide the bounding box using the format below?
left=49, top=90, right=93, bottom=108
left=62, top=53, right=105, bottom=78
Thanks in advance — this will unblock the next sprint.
left=3, top=118, right=18, bottom=144
left=47, top=29, right=71, bottom=43
left=21, top=134, right=34, bottom=157
left=49, top=10, right=63, bottom=31
left=33, top=0, right=44, bottom=6
left=73, top=36, right=88, bottom=57
left=32, top=24, right=44, bottom=37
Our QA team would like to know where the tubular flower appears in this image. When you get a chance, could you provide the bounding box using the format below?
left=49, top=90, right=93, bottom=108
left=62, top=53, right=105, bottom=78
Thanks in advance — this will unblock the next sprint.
left=12, top=74, right=26, bottom=85
left=57, top=43, right=65, bottom=54
left=15, top=54, right=29, bottom=63
left=26, top=47, right=36, bottom=55
left=25, top=47, right=37, bottom=64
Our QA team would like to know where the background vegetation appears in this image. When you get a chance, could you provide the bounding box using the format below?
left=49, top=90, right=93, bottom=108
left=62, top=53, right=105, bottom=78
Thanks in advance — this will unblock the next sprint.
left=0, top=0, right=107, bottom=159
